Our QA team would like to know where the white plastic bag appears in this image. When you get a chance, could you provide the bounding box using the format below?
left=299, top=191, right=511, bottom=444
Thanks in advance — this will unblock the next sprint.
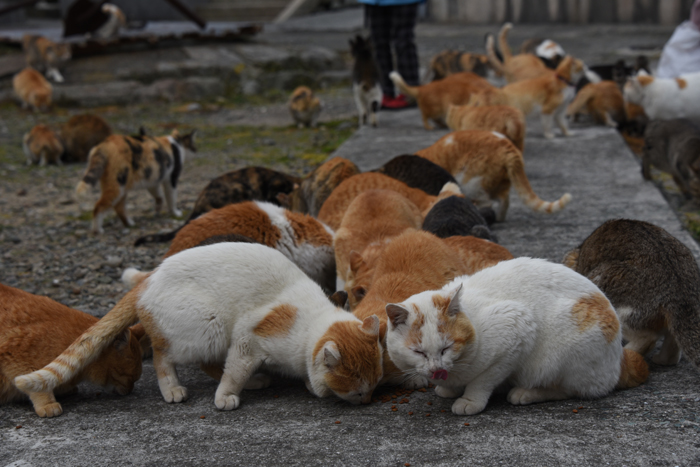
left=657, top=21, right=700, bottom=78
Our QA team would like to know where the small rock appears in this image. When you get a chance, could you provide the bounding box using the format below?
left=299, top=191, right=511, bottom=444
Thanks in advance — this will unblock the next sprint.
left=8, top=236, right=21, bottom=244
left=52, top=279, right=60, bottom=287
left=105, top=256, right=123, bottom=267
left=74, top=229, right=87, bottom=237
left=72, top=287, right=81, bottom=295
left=337, top=121, right=353, bottom=130
left=16, top=188, right=27, bottom=196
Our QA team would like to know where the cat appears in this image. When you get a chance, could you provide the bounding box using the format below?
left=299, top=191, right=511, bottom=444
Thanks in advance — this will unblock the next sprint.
left=22, top=35, right=72, bottom=83
left=415, top=130, right=572, bottom=221
left=624, top=70, right=700, bottom=121
left=13, top=67, right=52, bottom=112
left=1, top=283, right=145, bottom=418
left=519, top=38, right=566, bottom=69
left=639, top=119, right=700, bottom=201
left=445, top=104, right=526, bottom=151
left=125, top=200, right=336, bottom=294
left=23, top=124, right=63, bottom=166
left=384, top=257, right=649, bottom=415
left=389, top=71, right=496, bottom=130
left=566, top=81, right=626, bottom=127
left=350, top=35, right=382, bottom=128
left=427, top=50, right=493, bottom=81
left=563, top=219, right=700, bottom=369
left=60, top=113, right=113, bottom=163
left=485, top=24, right=551, bottom=84
left=93, top=3, right=126, bottom=40
left=278, top=157, right=359, bottom=217
left=289, top=86, right=322, bottom=128
left=317, top=172, right=462, bottom=230
left=75, top=129, right=196, bottom=234
left=422, top=195, right=496, bottom=242
left=351, top=229, right=469, bottom=387
left=442, top=236, right=513, bottom=275
left=15, top=243, right=384, bottom=410
left=134, top=167, right=300, bottom=246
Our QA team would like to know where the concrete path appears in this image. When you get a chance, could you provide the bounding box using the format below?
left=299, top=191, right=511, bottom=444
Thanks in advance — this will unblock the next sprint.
left=2, top=109, right=699, bottom=467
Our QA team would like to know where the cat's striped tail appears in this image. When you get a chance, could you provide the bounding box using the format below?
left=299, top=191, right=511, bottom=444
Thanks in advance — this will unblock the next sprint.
left=14, top=287, right=143, bottom=394
left=616, top=348, right=649, bottom=389
left=75, top=147, right=108, bottom=195
left=506, top=151, right=572, bottom=214
left=498, top=23, right=514, bottom=61
left=389, top=72, right=419, bottom=99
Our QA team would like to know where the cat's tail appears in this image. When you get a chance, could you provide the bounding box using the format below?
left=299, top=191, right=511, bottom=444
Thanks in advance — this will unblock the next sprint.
left=389, top=71, right=419, bottom=99
left=664, top=302, right=700, bottom=368
left=14, top=286, right=143, bottom=394
left=438, top=181, right=462, bottom=197
left=565, top=84, right=595, bottom=119
left=134, top=226, right=183, bottom=246
left=506, top=151, right=572, bottom=214
left=616, top=348, right=649, bottom=389
left=485, top=34, right=507, bottom=77
left=75, top=147, right=108, bottom=196
left=498, top=23, right=514, bottom=62
left=121, top=267, right=150, bottom=290
left=504, top=110, right=525, bottom=151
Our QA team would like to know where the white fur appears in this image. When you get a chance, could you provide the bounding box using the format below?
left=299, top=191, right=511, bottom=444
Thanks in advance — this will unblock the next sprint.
left=535, top=40, right=565, bottom=60
left=139, top=243, right=381, bottom=408
left=94, top=4, right=125, bottom=40
left=624, top=70, right=700, bottom=121
left=444, top=135, right=455, bottom=145
left=491, top=131, right=506, bottom=140
left=386, top=257, right=623, bottom=415
left=353, top=82, right=382, bottom=128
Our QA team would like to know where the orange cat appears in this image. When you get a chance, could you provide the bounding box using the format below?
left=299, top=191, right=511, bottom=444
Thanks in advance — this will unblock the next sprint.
left=389, top=71, right=497, bottom=130
left=289, top=86, right=322, bottom=128
left=442, top=235, right=514, bottom=274
left=416, top=130, right=572, bottom=221
left=317, top=172, right=461, bottom=230
left=566, top=81, right=626, bottom=127
left=428, top=50, right=494, bottom=81
left=22, top=35, right=71, bottom=83
left=75, top=129, right=196, bottom=234
left=13, top=67, right=52, bottom=112
left=352, top=229, right=468, bottom=386
left=61, top=114, right=113, bottom=163
left=445, top=104, right=526, bottom=151
left=486, top=23, right=550, bottom=83
left=23, top=124, right=63, bottom=166
left=0, top=284, right=145, bottom=417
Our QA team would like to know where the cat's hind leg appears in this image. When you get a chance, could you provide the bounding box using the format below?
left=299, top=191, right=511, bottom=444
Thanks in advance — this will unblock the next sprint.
left=153, top=349, right=187, bottom=403
left=244, top=373, right=272, bottom=390
left=29, top=391, right=63, bottom=418
left=555, top=109, right=571, bottom=136
left=652, top=329, right=682, bottom=366
left=114, top=195, right=135, bottom=228
left=215, top=340, right=261, bottom=410
left=92, top=185, right=121, bottom=234
left=162, top=181, right=182, bottom=218
left=507, top=386, right=570, bottom=406
left=541, top=113, right=555, bottom=139
left=622, top=325, right=659, bottom=357
left=147, top=185, right=164, bottom=215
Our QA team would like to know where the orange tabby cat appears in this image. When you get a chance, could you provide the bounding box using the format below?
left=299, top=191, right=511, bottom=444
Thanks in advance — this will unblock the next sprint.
left=445, top=104, right=526, bottom=151
left=389, top=71, right=497, bottom=130
left=317, top=172, right=461, bottom=230
left=416, top=130, right=572, bottom=221
left=23, top=124, right=63, bottom=166
left=486, top=23, right=549, bottom=84
left=0, top=284, right=145, bottom=418
left=442, top=235, right=514, bottom=274
left=566, top=81, right=626, bottom=127
left=22, top=34, right=71, bottom=83
left=13, top=67, right=52, bottom=112
left=289, top=86, right=322, bottom=128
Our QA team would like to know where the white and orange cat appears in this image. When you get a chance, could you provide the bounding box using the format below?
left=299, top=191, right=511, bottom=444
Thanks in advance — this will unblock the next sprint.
left=23, top=124, right=63, bottom=166
left=445, top=103, right=525, bottom=151
left=385, top=257, right=649, bottom=415
left=485, top=23, right=550, bottom=84
left=16, top=243, right=384, bottom=410
left=13, top=67, right=52, bottom=112
left=416, top=130, right=571, bottom=221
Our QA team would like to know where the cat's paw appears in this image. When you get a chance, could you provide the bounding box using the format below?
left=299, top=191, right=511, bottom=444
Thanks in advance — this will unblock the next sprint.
left=35, top=402, right=63, bottom=418
left=244, top=373, right=272, bottom=390
left=507, top=387, right=535, bottom=405
left=652, top=352, right=681, bottom=366
left=163, top=386, right=188, bottom=403
left=402, top=374, right=429, bottom=389
left=215, top=394, right=241, bottom=410
left=435, top=385, right=462, bottom=399
left=544, top=132, right=555, bottom=140
left=452, top=396, right=487, bottom=415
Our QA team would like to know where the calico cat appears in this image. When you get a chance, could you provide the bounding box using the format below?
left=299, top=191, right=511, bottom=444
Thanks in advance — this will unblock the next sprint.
left=563, top=219, right=700, bottom=368
left=289, top=86, right=322, bottom=128
left=13, top=68, right=52, bottom=112
left=623, top=70, right=700, bottom=121
left=350, top=35, right=382, bottom=127
left=125, top=200, right=336, bottom=294
left=23, top=124, right=63, bottom=166
left=281, top=157, right=360, bottom=217
left=566, top=81, right=626, bottom=127
left=519, top=38, right=566, bottom=69
left=60, top=114, right=113, bottom=163
left=428, top=50, right=493, bottom=81
left=317, top=172, right=461, bottom=230
left=22, top=35, right=72, bottom=83
left=16, top=243, right=384, bottom=409
left=416, top=130, right=572, bottom=221
left=422, top=195, right=496, bottom=242
left=445, top=104, right=526, bottom=151
left=485, top=24, right=550, bottom=84
left=640, top=119, right=700, bottom=201
left=94, top=3, right=127, bottom=40
left=384, top=257, right=648, bottom=415
left=135, top=167, right=300, bottom=246
left=75, top=129, right=196, bottom=234
left=390, top=71, right=496, bottom=130
left=1, top=284, right=145, bottom=418
left=442, top=236, right=513, bottom=275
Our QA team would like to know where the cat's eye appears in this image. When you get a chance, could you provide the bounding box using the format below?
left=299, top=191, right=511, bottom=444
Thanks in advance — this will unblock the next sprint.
left=413, top=350, right=426, bottom=357
left=441, top=346, right=451, bottom=355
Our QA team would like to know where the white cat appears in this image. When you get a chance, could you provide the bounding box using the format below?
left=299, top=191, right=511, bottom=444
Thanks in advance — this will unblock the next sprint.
left=15, top=243, right=383, bottom=411
left=384, top=257, right=648, bottom=415
left=624, top=70, right=700, bottom=121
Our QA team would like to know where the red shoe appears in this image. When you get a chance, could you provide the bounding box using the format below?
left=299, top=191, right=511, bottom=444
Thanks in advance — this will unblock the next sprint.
left=381, top=95, right=411, bottom=110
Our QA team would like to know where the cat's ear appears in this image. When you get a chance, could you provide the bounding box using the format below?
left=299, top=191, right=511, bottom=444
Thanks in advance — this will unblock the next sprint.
left=349, top=251, right=364, bottom=274
left=386, top=304, right=409, bottom=327
left=322, top=341, right=341, bottom=369
left=329, top=290, right=348, bottom=309
left=360, top=315, right=380, bottom=337
left=446, top=284, right=463, bottom=317
left=351, top=285, right=366, bottom=302
left=113, top=328, right=132, bottom=351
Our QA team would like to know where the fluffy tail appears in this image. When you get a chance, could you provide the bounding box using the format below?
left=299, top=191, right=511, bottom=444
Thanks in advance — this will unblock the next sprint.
left=389, top=71, right=419, bottom=99
left=14, top=288, right=142, bottom=394
left=498, top=23, right=514, bottom=62
left=665, top=302, right=700, bottom=368
left=506, top=151, right=572, bottom=214
left=121, top=267, right=150, bottom=290
left=616, top=348, right=649, bottom=389
left=75, top=147, right=108, bottom=195
left=485, top=34, right=506, bottom=76
left=438, top=181, right=462, bottom=197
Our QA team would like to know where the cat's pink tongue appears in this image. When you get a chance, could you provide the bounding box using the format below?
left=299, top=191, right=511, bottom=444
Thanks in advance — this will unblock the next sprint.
left=431, top=369, right=448, bottom=381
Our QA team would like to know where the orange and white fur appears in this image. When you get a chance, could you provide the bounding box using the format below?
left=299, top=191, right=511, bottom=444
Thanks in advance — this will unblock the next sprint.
left=75, top=130, right=195, bottom=234
left=486, top=24, right=550, bottom=84
left=289, top=86, right=322, bottom=128
left=566, top=81, right=626, bottom=127
left=445, top=104, right=525, bottom=151
left=94, top=4, right=126, bottom=40
left=416, top=130, right=571, bottom=221
left=13, top=68, right=52, bottom=112
left=623, top=70, right=700, bottom=121
left=23, top=124, right=63, bottom=166
left=385, top=257, right=648, bottom=415
left=22, top=35, right=71, bottom=83
left=16, top=243, right=384, bottom=409
left=124, top=200, right=336, bottom=294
